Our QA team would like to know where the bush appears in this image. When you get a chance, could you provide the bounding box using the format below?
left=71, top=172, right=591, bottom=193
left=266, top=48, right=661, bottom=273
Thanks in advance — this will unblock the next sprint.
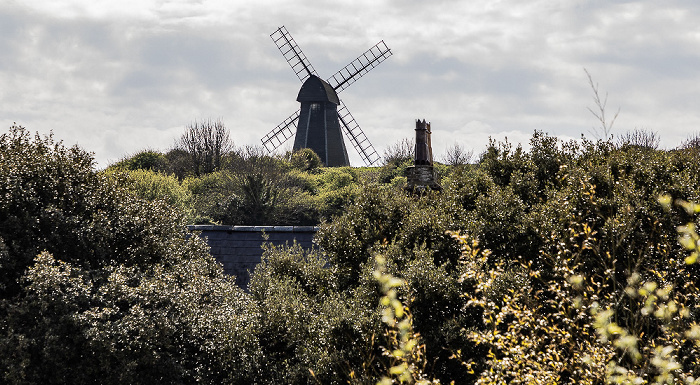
left=109, top=149, right=167, bottom=171
left=289, top=148, right=323, bottom=172
left=249, top=244, right=379, bottom=384
left=383, top=138, right=414, bottom=167
left=0, top=125, right=260, bottom=384
left=307, top=131, right=700, bottom=382
left=0, top=125, right=185, bottom=294
left=104, top=168, right=193, bottom=220
left=442, top=143, right=473, bottom=166
left=5, top=125, right=700, bottom=383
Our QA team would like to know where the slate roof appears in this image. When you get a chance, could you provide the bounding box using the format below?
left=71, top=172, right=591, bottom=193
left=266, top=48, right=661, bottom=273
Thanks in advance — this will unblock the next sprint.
left=187, top=225, right=318, bottom=289
left=296, top=75, right=340, bottom=104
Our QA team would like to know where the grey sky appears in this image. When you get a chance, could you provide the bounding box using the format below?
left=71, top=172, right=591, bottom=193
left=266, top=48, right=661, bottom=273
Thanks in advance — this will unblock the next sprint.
left=2, top=0, right=700, bottom=166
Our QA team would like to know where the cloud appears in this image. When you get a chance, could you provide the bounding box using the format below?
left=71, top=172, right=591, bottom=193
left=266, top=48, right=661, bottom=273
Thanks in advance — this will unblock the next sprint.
left=3, top=0, right=700, bottom=167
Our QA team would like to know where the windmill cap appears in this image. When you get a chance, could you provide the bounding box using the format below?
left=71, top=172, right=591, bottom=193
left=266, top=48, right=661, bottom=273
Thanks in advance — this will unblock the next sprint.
left=297, top=75, right=340, bottom=105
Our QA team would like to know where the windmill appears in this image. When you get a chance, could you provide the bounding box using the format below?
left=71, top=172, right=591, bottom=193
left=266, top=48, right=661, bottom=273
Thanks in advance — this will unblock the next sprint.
left=262, top=26, right=392, bottom=166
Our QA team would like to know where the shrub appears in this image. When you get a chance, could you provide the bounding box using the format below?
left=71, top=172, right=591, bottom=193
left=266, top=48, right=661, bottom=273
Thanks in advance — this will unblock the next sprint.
left=442, top=143, right=473, bottom=166
left=109, top=149, right=167, bottom=171
left=289, top=148, right=323, bottom=172
left=0, top=125, right=260, bottom=384
left=104, top=168, right=193, bottom=220
left=249, top=244, right=379, bottom=384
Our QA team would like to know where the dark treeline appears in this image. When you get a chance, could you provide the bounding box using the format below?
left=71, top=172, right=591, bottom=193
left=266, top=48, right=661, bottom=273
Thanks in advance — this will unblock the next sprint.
left=1, top=123, right=700, bottom=384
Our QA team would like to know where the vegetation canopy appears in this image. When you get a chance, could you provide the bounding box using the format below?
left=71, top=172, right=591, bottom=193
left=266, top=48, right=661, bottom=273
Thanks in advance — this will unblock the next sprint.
left=2, top=123, right=700, bottom=384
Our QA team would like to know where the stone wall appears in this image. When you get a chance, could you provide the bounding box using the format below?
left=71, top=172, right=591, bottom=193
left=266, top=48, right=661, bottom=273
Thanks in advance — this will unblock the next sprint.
left=188, top=225, right=318, bottom=288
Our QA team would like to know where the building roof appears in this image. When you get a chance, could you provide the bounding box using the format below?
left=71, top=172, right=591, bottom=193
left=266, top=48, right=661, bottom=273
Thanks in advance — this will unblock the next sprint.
left=297, top=75, right=340, bottom=104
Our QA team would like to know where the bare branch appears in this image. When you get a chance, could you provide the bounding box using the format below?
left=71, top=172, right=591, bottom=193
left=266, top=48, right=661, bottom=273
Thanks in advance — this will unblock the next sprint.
left=176, top=119, right=233, bottom=176
left=617, top=129, right=660, bottom=149
left=442, top=143, right=473, bottom=166
left=584, top=68, right=620, bottom=141
left=382, top=138, right=414, bottom=166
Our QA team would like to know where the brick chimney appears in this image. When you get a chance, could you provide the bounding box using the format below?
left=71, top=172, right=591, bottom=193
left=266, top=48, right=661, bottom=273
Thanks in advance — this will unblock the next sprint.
left=406, top=119, right=441, bottom=192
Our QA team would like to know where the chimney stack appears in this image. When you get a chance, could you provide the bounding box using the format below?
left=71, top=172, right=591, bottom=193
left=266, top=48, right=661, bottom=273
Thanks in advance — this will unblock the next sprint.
left=406, top=119, right=441, bottom=192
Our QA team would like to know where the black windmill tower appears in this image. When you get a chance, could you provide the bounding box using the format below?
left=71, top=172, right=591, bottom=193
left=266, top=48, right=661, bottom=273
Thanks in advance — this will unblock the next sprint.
left=262, top=26, right=392, bottom=166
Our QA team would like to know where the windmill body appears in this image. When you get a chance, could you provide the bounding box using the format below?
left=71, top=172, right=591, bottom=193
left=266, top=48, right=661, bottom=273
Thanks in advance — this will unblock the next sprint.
left=262, top=26, right=391, bottom=166
left=294, top=75, right=349, bottom=166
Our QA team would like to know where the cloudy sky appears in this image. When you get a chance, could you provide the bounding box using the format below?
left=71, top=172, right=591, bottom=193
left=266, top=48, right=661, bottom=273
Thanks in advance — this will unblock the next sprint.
left=2, top=0, right=700, bottom=167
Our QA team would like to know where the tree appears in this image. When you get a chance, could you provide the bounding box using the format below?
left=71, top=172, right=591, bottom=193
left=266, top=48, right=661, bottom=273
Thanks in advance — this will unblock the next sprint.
left=679, top=132, right=700, bottom=150
left=383, top=138, right=414, bottom=167
left=617, top=128, right=660, bottom=149
left=104, top=168, right=194, bottom=222
left=226, top=173, right=280, bottom=225
left=311, top=132, right=700, bottom=382
left=176, top=119, right=233, bottom=176
left=163, top=147, right=193, bottom=179
left=10, top=122, right=700, bottom=383
left=0, top=126, right=194, bottom=296
left=442, top=143, right=473, bottom=166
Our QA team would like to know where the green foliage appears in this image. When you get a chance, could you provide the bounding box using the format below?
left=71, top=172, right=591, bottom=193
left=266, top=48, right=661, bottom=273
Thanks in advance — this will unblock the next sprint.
left=441, top=137, right=700, bottom=383
left=315, top=186, right=478, bottom=383
left=0, top=126, right=182, bottom=295
left=307, top=131, right=700, bottom=382
left=478, top=137, right=527, bottom=188
left=163, top=147, right=192, bottom=179
left=316, top=185, right=410, bottom=286
left=110, top=149, right=167, bottom=171
left=374, top=255, right=437, bottom=385
left=6, top=123, right=700, bottom=384
left=3, top=251, right=262, bottom=384
left=289, top=148, right=323, bottom=172
left=160, top=149, right=362, bottom=225
left=248, top=244, right=378, bottom=384
left=181, top=170, right=233, bottom=224
left=312, top=167, right=361, bottom=220
left=378, top=158, right=413, bottom=185
left=104, top=168, right=193, bottom=220
left=228, top=173, right=281, bottom=224
left=0, top=125, right=260, bottom=384
left=106, top=130, right=371, bottom=226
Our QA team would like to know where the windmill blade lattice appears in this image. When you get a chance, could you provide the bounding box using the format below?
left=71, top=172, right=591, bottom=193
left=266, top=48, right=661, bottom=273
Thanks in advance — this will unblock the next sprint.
left=337, top=101, right=380, bottom=165
left=264, top=26, right=390, bottom=166
left=261, top=109, right=300, bottom=153
left=327, top=40, right=392, bottom=93
left=270, top=26, right=318, bottom=83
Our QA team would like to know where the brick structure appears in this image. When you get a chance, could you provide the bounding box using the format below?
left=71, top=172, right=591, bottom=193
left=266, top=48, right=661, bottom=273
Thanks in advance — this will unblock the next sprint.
left=406, top=119, right=441, bottom=192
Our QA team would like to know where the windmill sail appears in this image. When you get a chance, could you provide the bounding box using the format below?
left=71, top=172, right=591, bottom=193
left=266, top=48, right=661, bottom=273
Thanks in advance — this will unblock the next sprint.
left=261, top=109, right=300, bottom=153
left=337, top=101, right=380, bottom=165
left=326, top=40, right=392, bottom=93
left=264, top=26, right=389, bottom=166
left=270, top=26, right=318, bottom=83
